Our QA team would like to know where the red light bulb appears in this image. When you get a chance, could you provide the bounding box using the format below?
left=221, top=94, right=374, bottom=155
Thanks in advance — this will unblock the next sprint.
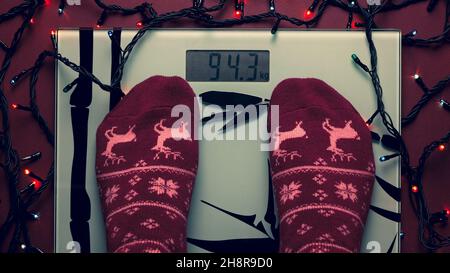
left=445, top=209, right=450, bottom=216
left=24, top=169, right=31, bottom=175
left=136, top=21, right=143, bottom=28
left=411, top=185, right=419, bottom=193
left=11, top=103, right=18, bottom=110
left=50, top=30, right=56, bottom=36
left=304, top=9, right=313, bottom=19
left=32, top=180, right=42, bottom=191
left=438, top=144, right=446, bottom=152
left=30, top=18, right=35, bottom=24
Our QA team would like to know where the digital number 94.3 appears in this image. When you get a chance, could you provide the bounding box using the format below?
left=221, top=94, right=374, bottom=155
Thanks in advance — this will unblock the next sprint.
left=208, top=52, right=266, bottom=81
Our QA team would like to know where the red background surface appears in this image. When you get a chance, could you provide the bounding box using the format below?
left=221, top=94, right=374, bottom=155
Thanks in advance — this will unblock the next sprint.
left=0, top=0, right=449, bottom=253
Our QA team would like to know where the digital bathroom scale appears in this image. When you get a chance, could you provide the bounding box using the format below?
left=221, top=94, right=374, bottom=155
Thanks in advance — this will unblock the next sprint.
left=55, top=29, right=401, bottom=253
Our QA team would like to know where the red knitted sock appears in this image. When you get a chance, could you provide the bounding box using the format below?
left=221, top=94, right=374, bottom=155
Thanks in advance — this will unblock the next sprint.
left=269, top=78, right=375, bottom=253
left=95, top=76, right=198, bottom=253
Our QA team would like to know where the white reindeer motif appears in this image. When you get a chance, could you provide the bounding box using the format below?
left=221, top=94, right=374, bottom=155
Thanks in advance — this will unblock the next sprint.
left=272, top=121, right=308, bottom=166
left=101, top=125, right=137, bottom=166
left=151, top=119, right=192, bottom=160
left=322, top=118, right=360, bottom=162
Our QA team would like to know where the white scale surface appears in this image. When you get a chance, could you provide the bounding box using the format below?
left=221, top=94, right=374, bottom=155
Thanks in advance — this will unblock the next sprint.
left=56, top=29, right=401, bottom=253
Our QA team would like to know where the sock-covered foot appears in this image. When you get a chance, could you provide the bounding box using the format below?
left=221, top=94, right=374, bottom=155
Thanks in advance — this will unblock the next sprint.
left=269, top=78, right=375, bottom=253
left=96, top=76, right=198, bottom=253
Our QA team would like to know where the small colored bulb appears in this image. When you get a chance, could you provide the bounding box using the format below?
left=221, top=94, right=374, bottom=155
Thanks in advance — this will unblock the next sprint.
left=136, top=21, right=143, bottom=27
left=50, top=30, right=56, bottom=36
left=414, top=74, right=420, bottom=80
left=30, top=18, right=35, bottom=24
left=32, top=180, right=42, bottom=191
left=411, top=185, right=419, bottom=193
left=24, top=169, right=31, bottom=175
left=305, top=9, right=313, bottom=19
left=438, top=144, right=446, bottom=152
left=11, top=103, right=18, bottom=110
left=31, top=212, right=40, bottom=220
left=439, top=99, right=450, bottom=110
left=351, top=21, right=362, bottom=29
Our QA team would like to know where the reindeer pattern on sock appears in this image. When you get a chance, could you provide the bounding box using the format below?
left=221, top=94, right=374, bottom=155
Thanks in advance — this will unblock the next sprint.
left=151, top=119, right=192, bottom=160
left=322, top=118, right=360, bottom=162
left=102, top=125, right=137, bottom=166
left=272, top=121, right=308, bottom=166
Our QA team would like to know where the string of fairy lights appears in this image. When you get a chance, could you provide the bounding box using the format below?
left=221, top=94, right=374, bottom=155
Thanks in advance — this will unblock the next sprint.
left=0, top=0, right=449, bottom=252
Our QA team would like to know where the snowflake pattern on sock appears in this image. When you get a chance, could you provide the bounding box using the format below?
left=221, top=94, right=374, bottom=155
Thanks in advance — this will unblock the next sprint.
left=334, top=181, right=358, bottom=203
left=312, top=189, right=328, bottom=201
left=141, top=218, right=159, bottom=230
left=104, top=185, right=120, bottom=205
left=279, top=181, right=302, bottom=204
left=312, top=174, right=327, bottom=185
left=148, top=177, right=180, bottom=198
left=124, top=189, right=139, bottom=201
left=297, top=224, right=313, bottom=235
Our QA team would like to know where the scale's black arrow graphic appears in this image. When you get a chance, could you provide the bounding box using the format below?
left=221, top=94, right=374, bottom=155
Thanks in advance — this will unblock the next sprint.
left=109, top=28, right=122, bottom=110
left=200, top=90, right=267, bottom=108
left=69, top=28, right=93, bottom=253
left=265, top=160, right=279, bottom=243
left=370, top=205, right=401, bottom=223
left=201, top=200, right=268, bottom=236
left=191, top=160, right=279, bottom=252
left=387, top=234, right=397, bottom=253
left=375, top=175, right=401, bottom=202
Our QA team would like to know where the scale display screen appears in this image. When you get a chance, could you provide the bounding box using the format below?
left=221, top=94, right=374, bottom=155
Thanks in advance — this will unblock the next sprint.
left=186, top=50, right=270, bottom=82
